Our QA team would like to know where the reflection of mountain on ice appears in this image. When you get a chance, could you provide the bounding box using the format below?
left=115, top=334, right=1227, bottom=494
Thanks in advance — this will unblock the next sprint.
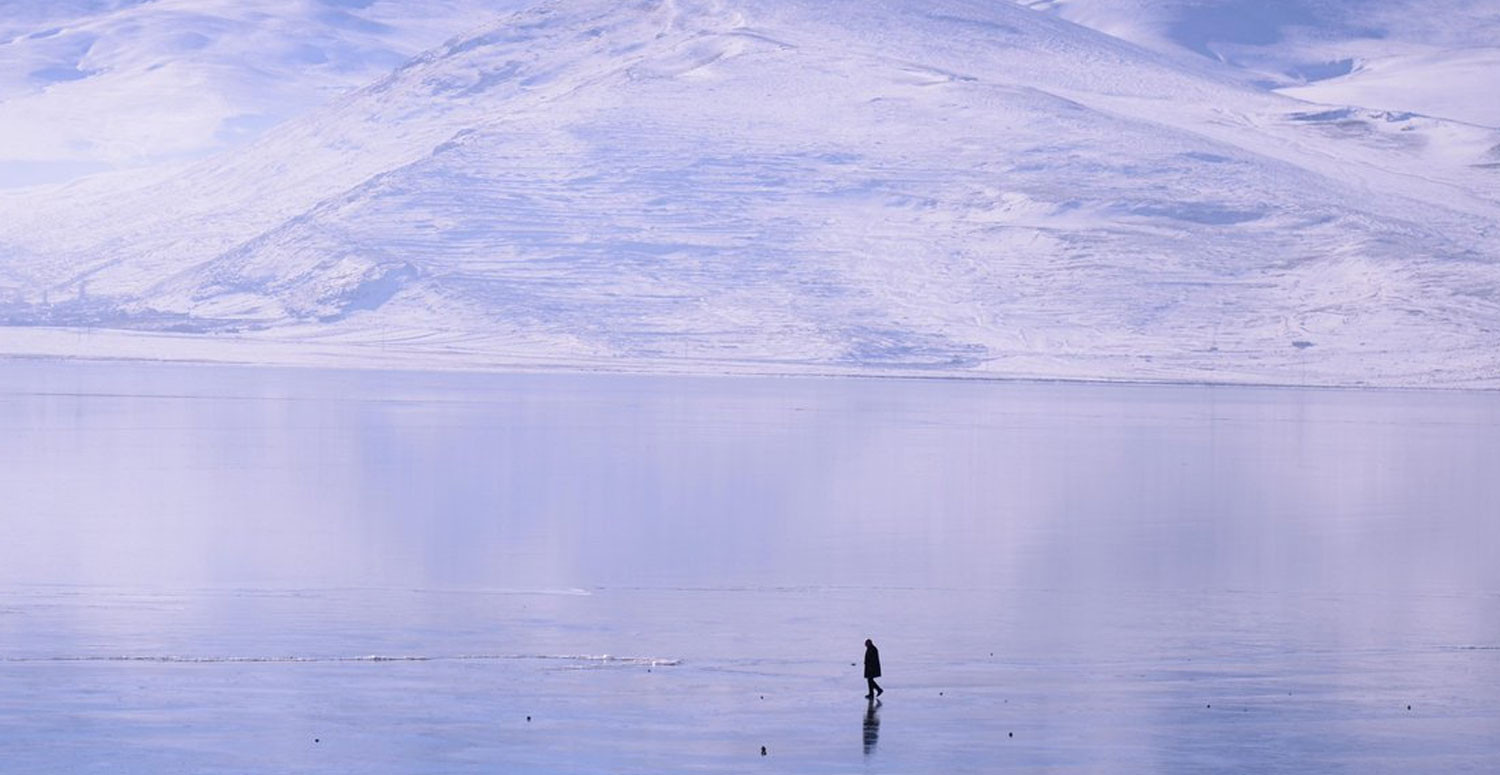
left=1, top=0, right=1497, bottom=387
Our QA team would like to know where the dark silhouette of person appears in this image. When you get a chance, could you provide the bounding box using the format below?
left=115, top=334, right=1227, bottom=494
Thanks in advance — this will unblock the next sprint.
left=863, top=696, right=881, bottom=756
left=863, top=639, right=883, bottom=698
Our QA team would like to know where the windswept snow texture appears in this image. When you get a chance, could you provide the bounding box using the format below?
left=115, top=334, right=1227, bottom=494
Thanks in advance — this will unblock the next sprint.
left=0, top=0, right=528, bottom=185
left=1027, top=0, right=1500, bottom=127
left=1, top=0, right=1499, bottom=386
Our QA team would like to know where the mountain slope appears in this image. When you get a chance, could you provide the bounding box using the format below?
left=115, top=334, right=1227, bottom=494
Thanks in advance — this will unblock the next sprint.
left=1, top=0, right=1497, bottom=386
left=1025, top=0, right=1500, bottom=128
left=0, top=0, right=529, bottom=187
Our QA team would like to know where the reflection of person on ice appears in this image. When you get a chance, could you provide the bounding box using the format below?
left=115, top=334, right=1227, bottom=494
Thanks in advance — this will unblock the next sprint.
left=863, top=639, right=884, bottom=699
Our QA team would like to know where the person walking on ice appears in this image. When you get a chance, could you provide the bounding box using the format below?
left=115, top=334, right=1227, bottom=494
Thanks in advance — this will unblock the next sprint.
left=863, top=639, right=884, bottom=699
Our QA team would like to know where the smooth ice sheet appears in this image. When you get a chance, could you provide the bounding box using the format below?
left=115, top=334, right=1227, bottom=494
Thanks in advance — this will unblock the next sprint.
left=2, top=361, right=1498, bottom=772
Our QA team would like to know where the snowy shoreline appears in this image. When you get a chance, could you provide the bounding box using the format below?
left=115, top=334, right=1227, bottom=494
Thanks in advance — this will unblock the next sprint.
left=1, top=325, right=1495, bottom=393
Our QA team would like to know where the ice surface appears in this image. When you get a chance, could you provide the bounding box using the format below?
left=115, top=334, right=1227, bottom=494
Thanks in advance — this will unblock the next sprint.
left=0, top=0, right=1497, bottom=387
left=2, top=361, right=1499, bottom=772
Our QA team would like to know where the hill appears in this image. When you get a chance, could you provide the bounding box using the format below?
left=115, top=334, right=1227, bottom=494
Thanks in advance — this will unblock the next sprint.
left=1, top=0, right=1497, bottom=386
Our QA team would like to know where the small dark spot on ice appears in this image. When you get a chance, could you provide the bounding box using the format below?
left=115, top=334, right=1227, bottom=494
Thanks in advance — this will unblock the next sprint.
left=1407, top=705, right=1412, bottom=711
left=1009, top=732, right=1013, bottom=738
left=526, top=716, right=531, bottom=722
left=315, top=738, right=320, bottom=743
left=1292, top=340, right=1314, bottom=349
left=761, top=745, right=768, bottom=756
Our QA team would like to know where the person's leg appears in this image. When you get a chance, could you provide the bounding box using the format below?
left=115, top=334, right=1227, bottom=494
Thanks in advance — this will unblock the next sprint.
left=865, top=678, right=875, bottom=698
left=872, top=678, right=883, bottom=696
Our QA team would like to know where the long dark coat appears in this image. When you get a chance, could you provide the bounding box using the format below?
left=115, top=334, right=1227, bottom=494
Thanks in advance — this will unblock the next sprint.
left=864, top=643, right=882, bottom=679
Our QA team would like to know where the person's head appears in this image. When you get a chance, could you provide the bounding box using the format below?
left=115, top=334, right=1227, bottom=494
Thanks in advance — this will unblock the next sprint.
left=865, top=639, right=874, bottom=648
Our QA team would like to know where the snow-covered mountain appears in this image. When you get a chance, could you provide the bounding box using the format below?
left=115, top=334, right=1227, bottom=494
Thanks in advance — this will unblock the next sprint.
left=1025, top=0, right=1500, bottom=127
left=0, top=0, right=527, bottom=187
left=1, top=0, right=1497, bottom=386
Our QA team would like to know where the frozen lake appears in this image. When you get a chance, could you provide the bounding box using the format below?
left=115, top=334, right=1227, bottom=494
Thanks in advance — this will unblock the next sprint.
left=2, top=361, right=1499, bottom=772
